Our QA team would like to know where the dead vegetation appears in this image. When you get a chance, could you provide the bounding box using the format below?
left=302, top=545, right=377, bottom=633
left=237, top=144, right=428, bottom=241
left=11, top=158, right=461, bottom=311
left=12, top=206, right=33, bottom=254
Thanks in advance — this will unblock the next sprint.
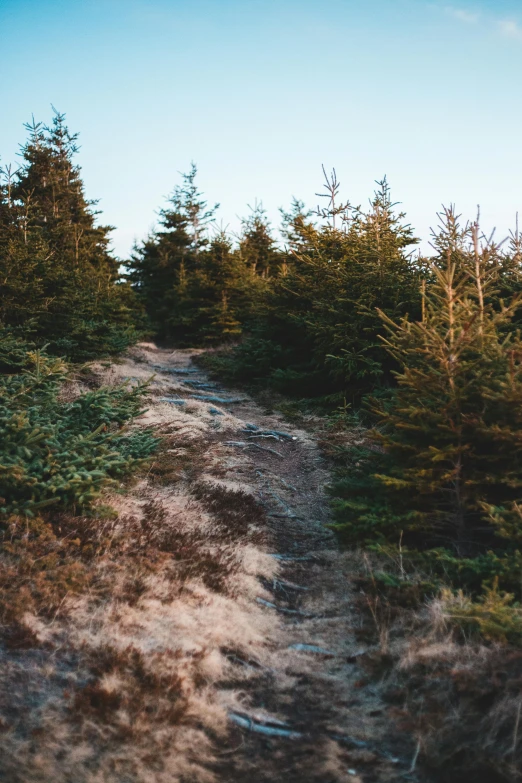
left=339, top=549, right=522, bottom=782
left=1, top=344, right=416, bottom=783
left=0, top=346, right=282, bottom=783
left=5, top=342, right=515, bottom=783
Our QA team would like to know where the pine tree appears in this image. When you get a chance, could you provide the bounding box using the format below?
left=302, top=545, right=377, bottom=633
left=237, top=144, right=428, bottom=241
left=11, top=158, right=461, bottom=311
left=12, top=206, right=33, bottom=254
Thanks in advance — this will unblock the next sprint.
left=317, top=178, right=421, bottom=392
left=279, top=197, right=316, bottom=257
left=229, top=173, right=420, bottom=398
left=197, top=230, right=245, bottom=340
left=0, top=110, right=139, bottom=359
left=127, top=163, right=218, bottom=341
left=0, top=169, right=46, bottom=330
left=238, top=201, right=280, bottom=278
left=332, top=207, right=522, bottom=561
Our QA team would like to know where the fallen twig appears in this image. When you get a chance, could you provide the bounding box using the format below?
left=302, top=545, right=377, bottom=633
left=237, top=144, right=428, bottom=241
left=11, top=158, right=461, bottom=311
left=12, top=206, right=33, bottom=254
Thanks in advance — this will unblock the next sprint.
left=224, top=441, right=249, bottom=447
left=241, top=428, right=296, bottom=441
left=267, top=429, right=296, bottom=441
left=409, top=739, right=421, bottom=773
left=327, top=731, right=401, bottom=764
left=223, top=651, right=265, bottom=670
left=327, top=732, right=370, bottom=749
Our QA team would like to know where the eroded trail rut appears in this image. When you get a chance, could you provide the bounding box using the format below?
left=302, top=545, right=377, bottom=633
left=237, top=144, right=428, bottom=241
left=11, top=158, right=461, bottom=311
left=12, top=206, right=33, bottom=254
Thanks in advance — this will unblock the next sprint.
left=122, top=345, right=412, bottom=783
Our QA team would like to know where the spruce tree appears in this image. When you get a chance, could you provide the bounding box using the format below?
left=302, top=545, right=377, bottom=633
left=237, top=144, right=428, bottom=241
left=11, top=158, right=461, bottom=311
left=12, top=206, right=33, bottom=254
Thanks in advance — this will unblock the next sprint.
left=317, top=178, right=421, bottom=392
left=127, top=164, right=218, bottom=341
left=279, top=197, right=316, bottom=257
left=231, top=174, right=420, bottom=398
left=0, top=164, right=47, bottom=331
left=332, top=207, right=522, bottom=562
left=0, top=110, right=138, bottom=359
left=238, top=201, right=280, bottom=278
left=197, top=230, right=245, bottom=341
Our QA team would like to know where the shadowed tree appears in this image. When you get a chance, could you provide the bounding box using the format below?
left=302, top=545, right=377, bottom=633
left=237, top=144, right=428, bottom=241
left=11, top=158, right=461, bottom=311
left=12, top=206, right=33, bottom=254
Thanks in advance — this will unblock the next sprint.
left=127, top=163, right=218, bottom=341
left=332, top=208, right=522, bottom=575
left=0, top=110, right=138, bottom=359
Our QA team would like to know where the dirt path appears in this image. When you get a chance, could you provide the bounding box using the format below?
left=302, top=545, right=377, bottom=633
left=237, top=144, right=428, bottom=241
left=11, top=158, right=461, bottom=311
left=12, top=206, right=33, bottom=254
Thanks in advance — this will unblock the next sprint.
left=122, top=345, right=415, bottom=783
left=1, top=343, right=415, bottom=783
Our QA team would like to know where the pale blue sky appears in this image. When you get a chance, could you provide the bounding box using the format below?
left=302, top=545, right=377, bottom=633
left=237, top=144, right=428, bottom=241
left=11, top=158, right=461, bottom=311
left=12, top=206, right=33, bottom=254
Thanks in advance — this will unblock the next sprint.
left=1, top=0, right=521, bottom=256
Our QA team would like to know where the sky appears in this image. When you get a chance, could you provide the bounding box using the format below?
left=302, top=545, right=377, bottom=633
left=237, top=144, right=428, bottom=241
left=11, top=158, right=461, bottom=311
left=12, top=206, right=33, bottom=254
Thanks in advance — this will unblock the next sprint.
left=1, top=0, right=521, bottom=257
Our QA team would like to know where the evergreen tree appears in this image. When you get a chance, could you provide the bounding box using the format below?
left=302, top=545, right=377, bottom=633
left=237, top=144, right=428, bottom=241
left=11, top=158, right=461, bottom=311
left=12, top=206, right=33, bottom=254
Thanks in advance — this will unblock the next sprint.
left=0, top=168, right=47, bottom=330
left=0, top=345, right=157, bottom=517
left=316, top=178, right=421, bottom=392
left=0, top=110, right=139, bottom=359
left=279, top=197, right=316, bottom=257
left=127, top=163, right=218, bottom=341
left=332, top=207, right=522, bottom=563
left=238, top=201, right=280, bottom=278
left=222, top=173, right=420, bottom=399
left=197, top=230, right=245, bottom=341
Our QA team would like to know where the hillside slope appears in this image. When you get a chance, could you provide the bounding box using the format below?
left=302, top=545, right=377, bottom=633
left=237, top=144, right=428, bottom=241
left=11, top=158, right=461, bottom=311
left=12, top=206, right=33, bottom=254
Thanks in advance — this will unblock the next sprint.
left=0, top=343, right=414, bottom=783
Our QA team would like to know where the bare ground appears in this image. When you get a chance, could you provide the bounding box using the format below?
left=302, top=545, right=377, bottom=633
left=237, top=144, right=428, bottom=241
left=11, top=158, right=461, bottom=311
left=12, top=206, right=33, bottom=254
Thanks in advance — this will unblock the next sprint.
left=0, top=343, right=417, bottom=783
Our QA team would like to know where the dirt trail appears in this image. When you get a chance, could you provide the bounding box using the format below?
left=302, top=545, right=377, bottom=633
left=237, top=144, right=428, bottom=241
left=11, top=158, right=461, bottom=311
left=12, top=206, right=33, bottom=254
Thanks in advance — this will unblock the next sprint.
left=126, top=344, right=414, bottom=783
left=1, top=343, right=415, bottom=783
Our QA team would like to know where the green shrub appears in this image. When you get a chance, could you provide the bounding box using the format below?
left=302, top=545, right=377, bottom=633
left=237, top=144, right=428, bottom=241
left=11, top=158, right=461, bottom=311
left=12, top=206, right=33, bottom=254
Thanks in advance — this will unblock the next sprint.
left=439, top=582, right=522, bottom=644
left=0, top=349, right=158, bottom=518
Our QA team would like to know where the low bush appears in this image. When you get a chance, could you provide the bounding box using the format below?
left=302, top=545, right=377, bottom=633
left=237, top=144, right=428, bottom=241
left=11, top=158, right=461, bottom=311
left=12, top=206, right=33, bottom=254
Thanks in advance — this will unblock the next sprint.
left=0, top=349, right=157, bottom=518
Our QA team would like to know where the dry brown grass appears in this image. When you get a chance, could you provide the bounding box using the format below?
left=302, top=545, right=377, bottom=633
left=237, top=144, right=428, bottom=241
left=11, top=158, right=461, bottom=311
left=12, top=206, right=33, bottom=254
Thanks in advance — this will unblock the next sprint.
left=0, top=349, right=281, bottom=783
left=342, top=552, right=522, bottom=782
